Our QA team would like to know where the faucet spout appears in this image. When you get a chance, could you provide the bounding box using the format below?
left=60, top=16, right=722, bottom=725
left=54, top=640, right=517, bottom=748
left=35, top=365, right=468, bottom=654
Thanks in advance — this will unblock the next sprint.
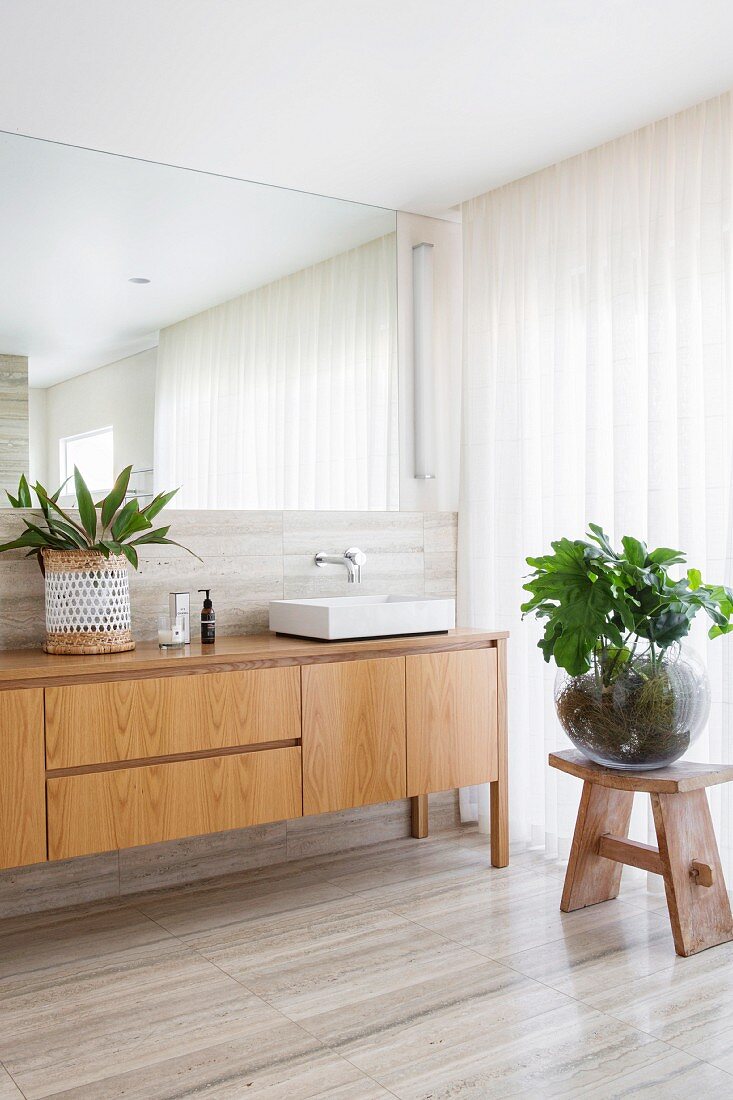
left=314, top=547, right=366, bottom=584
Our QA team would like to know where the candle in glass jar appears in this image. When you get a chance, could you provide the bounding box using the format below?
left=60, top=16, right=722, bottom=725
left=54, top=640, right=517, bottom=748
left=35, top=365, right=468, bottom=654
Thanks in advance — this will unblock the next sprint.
left=158, top=614, right=185, bottom=648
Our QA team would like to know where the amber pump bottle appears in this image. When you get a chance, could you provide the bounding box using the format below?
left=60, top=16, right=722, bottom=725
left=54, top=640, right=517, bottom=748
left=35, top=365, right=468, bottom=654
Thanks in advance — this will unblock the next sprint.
left=198, top=589, right=215, bottom=644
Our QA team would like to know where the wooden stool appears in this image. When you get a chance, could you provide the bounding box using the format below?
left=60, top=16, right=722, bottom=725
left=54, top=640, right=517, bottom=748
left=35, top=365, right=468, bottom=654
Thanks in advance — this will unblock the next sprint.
left=550, top=749, right=733, bottom=957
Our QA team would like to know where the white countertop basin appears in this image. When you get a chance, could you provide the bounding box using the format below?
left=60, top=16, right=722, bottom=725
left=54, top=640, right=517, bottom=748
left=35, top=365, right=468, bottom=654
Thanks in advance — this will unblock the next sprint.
left=269, top=594, right=455, bottom=641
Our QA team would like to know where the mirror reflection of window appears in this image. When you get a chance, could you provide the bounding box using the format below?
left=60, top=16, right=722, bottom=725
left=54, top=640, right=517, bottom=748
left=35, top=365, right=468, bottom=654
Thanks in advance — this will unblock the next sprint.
left=59, top=427, right=114, bottom=499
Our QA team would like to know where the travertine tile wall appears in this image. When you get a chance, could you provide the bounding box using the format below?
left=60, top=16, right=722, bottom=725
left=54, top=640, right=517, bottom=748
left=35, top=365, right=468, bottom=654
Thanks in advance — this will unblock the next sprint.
left=0, top=355, right=29, bottom=502
left=0, top=508, right=457, bottom=647
left=0, top=508, right=462, bottom=914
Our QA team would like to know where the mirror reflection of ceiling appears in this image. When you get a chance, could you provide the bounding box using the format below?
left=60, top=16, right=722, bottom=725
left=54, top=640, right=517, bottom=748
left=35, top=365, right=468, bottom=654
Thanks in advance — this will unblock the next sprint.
left=0, top=132, right=395, bottom=386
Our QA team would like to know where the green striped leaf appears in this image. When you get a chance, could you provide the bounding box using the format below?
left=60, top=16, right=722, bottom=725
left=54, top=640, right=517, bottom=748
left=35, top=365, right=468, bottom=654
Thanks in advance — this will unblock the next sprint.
left=74, top=467, right=97, bottom=542
left=101, top=465, right=133, bottom=529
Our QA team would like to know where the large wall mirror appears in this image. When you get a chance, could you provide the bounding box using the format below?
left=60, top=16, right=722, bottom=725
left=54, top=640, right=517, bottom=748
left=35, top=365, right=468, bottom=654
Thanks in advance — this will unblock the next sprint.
left=0, top=132, right=398, bottom=511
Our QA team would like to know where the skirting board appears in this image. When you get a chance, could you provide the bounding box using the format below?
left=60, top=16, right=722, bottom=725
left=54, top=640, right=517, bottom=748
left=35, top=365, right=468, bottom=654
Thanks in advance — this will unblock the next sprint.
left=0, top=790, right=464, bottom=917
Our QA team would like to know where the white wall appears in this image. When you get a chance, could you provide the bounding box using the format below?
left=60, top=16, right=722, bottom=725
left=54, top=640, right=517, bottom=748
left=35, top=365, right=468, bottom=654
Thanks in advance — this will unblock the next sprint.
left=397, top=211, right=462, bottom=513
left=27, top=386, right=48, bottom=487
left=43, top=348, right=156, bottom=489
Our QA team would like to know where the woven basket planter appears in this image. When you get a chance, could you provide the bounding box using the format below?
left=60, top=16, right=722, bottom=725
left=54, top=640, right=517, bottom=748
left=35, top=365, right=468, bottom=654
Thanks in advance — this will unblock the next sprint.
left=42, top=548, right=135, bottom=655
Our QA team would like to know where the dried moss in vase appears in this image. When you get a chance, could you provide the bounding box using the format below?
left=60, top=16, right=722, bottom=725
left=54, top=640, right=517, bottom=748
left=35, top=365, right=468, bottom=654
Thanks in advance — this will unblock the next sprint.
left=555, top=659, right=691, bottom=768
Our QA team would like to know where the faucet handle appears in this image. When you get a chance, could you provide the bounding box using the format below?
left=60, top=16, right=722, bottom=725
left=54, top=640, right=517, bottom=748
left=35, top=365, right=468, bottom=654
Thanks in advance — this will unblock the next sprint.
left=344, top=547, right=366, bottom=584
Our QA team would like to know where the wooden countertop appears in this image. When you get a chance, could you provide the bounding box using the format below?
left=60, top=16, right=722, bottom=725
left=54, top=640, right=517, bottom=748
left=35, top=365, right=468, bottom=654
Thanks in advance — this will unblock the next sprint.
left=0, top=628, right=508, bottom=689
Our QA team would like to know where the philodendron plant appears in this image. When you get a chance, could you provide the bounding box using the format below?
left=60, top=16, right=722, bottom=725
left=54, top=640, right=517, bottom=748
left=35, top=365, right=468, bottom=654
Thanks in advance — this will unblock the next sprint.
left=521, top=525, right=733, bottom=768
left=1, top=467, right=199, bottom=571
left=521, top=523, right=733, bottom=682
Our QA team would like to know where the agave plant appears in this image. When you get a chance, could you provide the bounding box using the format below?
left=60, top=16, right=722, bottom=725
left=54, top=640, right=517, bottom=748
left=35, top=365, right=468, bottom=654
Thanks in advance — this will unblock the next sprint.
left=1, top=467, right=199, bottom=571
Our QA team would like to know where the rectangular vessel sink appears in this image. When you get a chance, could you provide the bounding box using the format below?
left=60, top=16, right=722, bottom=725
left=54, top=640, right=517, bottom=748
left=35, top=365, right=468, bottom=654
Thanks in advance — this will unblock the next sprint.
left=269, top=595, right=455, bottom=641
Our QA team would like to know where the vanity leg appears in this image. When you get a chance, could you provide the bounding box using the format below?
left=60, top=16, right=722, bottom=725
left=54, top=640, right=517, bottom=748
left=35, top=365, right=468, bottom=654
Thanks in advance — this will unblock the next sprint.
left=411, top=794, right=428, bottom=838
left=490, top=777, right=509, bottom=867
left=490, top=638, right=509, bottom=867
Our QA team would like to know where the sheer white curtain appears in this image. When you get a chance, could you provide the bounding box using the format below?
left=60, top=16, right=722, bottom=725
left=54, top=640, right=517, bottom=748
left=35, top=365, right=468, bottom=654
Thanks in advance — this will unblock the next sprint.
left=155, top=233, right=398, bottom=510
left=459, top=92, right=733, bottom=870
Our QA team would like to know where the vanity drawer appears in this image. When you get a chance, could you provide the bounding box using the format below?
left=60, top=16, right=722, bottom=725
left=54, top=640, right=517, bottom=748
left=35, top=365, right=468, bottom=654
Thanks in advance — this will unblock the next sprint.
left=45, top=666, right=301, bottom=769
left=47, top=745, right=302, bottom=859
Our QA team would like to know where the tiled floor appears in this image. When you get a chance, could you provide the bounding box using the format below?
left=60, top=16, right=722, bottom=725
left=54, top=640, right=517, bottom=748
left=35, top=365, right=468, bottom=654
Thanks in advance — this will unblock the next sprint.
left=1, top=833, right=733, bottom=1097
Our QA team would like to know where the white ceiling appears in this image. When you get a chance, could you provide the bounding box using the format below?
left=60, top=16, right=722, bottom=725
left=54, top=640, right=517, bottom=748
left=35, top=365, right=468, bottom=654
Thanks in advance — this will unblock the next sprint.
left=2, top=0, right=733, bottom=387
left=0, top=133, right=394, bottom=386
left=1, top=0, right=733, bottom=214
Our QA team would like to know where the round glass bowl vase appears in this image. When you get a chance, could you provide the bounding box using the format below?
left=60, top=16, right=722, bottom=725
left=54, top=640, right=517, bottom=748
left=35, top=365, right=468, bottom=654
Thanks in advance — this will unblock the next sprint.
left=554, top=643, right=710, bottom=770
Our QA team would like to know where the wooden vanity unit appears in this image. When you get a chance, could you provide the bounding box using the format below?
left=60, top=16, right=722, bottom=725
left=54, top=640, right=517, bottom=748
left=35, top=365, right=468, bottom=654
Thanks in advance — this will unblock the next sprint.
left=0, top=628, right=508, bottom=874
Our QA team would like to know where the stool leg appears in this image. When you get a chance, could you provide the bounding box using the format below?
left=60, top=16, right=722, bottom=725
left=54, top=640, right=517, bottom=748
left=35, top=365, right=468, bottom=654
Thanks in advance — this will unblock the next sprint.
left=561, top=781, right=634, bottom=912
left=651, top=790, right=733, bottom=957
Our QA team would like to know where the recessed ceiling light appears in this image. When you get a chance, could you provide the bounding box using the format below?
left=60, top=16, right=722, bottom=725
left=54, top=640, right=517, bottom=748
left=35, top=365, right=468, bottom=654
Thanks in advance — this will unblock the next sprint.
left=128, top=277, right=151, bottom=284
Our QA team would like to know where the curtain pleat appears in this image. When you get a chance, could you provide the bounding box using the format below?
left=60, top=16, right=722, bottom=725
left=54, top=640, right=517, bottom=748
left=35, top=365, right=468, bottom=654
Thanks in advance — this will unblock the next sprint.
left=154, top=233, right=398, bottom=510
left=458, top=93, right=733, bottom=869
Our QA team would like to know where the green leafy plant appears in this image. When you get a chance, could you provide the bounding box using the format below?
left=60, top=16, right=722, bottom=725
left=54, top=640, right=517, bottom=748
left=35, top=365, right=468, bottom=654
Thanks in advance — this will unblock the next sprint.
left=1, top=467, right=200, bottom=572
left=521, top=523, right=733, bottom=683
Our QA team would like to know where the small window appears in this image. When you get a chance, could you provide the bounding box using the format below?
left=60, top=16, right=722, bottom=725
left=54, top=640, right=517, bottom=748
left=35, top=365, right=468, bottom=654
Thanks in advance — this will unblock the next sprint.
left=60, top=427, right=114, bottom=497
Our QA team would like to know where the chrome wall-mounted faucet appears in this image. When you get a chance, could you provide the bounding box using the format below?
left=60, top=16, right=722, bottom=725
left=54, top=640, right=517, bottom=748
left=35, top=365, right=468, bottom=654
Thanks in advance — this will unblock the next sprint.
left=314, top=547, right=366, bottom=584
